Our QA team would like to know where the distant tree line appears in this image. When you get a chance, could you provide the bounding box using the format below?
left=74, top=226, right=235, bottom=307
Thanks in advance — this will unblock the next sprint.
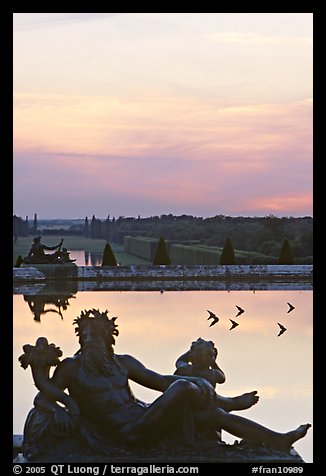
left=13, top=215, right=30, bottom=241
left=86, top=215, right=111, bottom=240
left=86, top=214, right=312, bottom=259
left=13, top=213, right=313, bottom=260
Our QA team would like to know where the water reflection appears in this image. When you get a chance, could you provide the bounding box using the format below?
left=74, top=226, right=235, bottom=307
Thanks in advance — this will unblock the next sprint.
left=13, top=290, right=313, bottom=462
left=68, top=250, right=102, bottom=266
left=23, top=293, right=76, bottom=322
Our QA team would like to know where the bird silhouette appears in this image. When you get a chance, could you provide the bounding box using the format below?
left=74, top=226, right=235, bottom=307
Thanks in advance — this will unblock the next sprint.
left=287, top=302, right=295, bottom=313
left=229, top=319, right=239, bottom=330
left=277, top=323, right=287, bottom=337
left=207, top=310, right=219, bottom=327
left=235, top=305, right=245, bottom=317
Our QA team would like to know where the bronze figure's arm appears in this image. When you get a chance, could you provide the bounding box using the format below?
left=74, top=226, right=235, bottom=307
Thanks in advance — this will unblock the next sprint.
left=19, top=337, right=79, bottom=418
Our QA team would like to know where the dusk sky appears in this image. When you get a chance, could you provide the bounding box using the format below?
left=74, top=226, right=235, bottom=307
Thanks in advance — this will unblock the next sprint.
left=13, top=13, right=313, bottom=219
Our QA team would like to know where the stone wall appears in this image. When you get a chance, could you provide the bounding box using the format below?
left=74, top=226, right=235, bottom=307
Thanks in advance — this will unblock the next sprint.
left=13, top=264, right=312, bottom=281
left=13, top=265, right=313, bottom=294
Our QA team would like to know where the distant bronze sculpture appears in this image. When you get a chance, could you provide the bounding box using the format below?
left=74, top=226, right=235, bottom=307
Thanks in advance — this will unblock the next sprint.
left=23, top=237, right=76, bottom=265
left=19, top=309, right=311, bottom=462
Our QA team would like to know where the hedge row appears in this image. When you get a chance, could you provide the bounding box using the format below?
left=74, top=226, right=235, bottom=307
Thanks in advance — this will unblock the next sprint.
left=123, top=237, right=313, bottom=265
left=170, top=244, right=278, bottom=265
left=124, top=236, right=159, bottom=261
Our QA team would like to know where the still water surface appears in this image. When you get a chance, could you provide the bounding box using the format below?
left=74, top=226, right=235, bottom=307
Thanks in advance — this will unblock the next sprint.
left=69, top=250, right=103, bottom=266
left=13, top=290, right=313, bottom=462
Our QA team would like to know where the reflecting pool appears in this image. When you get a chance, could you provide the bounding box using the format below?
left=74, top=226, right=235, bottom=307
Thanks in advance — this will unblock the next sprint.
left=13, top=289, right=313, bottom=462
left=69, top=250, right=103, bottom=266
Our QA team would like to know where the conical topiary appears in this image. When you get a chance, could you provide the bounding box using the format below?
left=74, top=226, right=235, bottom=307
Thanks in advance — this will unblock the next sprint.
left=153, top=237, right=171, bottom=265
left=15, top=255, right=24, bottom=268
left=219, top=238, right=236, bottom=265
left=278, top=238, right=295, bottom=265
left=101, top=242, right=118, bottom=266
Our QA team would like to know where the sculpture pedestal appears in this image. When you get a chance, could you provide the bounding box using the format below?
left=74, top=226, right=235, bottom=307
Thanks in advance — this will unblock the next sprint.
left=13, top=435, right=304, bottom=463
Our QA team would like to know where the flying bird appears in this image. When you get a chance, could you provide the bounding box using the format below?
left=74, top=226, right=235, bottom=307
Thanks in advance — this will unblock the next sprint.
left=287, top=302, right=295, bottom=313
left=277, top=323, right=287, bottom=337
left=207, top=310, right=219, bottom=327
left=235, top=305, right=245, bottom=317
left=229, top=319, right=239, bottom=330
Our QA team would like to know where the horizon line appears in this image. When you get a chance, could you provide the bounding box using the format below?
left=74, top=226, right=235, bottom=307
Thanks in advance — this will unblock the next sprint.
left=15, top=213, right=314, bottom=220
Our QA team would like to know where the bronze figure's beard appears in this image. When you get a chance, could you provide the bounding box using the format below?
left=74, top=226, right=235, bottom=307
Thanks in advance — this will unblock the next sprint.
left=80, top=346, right=115, bottom=377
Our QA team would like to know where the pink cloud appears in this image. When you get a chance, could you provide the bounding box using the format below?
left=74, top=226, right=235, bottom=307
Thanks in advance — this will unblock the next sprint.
left=246, top=194, right=312, bottom=215
left=13, top=95, right=312, bottom=217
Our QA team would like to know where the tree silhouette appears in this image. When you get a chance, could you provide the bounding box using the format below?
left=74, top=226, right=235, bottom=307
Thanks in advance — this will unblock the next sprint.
left=219, top=238, right=236, bottom=265
left=101, top=242, right=118, bottom=266
left=153, top=237, right=171, bottom=265
left=33, top=213, right=38, bottom=234
left=90, top=215, right=100, bottom=238
left=84, top=217, right=89, bottom=237
left=278, top=238, right=295, bottom=265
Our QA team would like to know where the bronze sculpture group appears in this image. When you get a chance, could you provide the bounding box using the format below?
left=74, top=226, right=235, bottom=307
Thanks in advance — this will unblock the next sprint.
left=18, top=308, right=311, bottom=462
left=23, top=236, right=76, bottom=265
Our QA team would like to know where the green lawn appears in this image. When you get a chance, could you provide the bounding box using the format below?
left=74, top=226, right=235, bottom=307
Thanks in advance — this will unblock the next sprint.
left=13, top=235, right=151, bottom=266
